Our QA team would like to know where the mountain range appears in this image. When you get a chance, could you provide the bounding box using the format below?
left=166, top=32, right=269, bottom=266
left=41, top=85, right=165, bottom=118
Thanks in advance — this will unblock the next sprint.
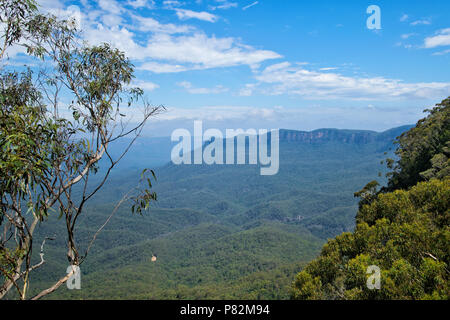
left=21, top=125, right=413, bottom=299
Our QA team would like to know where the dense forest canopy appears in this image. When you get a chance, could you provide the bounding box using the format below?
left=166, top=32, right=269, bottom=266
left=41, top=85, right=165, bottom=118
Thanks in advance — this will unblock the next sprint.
left=386, top=97, right=450, bottom=191
left=292, top=97, right=450, bottom=300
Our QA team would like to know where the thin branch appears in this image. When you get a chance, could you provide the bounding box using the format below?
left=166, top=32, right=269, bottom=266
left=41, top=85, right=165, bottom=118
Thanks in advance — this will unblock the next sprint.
left=30, top=265, right=76, bottom=300
left=80, top=189, right=134, bottom=263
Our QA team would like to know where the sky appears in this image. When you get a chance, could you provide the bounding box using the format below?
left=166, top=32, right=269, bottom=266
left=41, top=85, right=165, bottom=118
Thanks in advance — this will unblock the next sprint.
left=5, top=0, right=450, bottom=136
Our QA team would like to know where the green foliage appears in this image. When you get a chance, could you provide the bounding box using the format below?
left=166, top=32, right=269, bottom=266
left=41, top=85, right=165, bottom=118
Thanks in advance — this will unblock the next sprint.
left=26, top=222, right=321, bottom=300
left=354, top=180, right=380, bottom=209
left=0, top=0, right=160, bottom=299
left=292, top=99, right=450, bottom=300
left=131, top=169, right=158, bottom=215
left=292, top=271, right=323, bottom=300
left=0, top=0, right=38, bottom=56
left=386, top=97, right=450, bottom=191
left=0, top=69, right=66, bottom=221
left=0, top=247, right=25, bottom=278
left=293, top=179, right=449, bottom=300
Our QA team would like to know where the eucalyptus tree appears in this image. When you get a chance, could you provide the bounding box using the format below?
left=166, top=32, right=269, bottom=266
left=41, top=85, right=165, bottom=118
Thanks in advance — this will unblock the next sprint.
left=0, top=0, right=162, bottom=299
left=292, top=99, right=449, bottom=300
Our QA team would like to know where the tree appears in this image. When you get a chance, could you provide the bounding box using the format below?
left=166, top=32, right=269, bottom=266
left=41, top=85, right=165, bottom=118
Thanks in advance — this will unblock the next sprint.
left=0, top=0, right=163, bottom=299
left=385, top=97, right=449, bottom=191
left=292, top=98, right=450, bottom=300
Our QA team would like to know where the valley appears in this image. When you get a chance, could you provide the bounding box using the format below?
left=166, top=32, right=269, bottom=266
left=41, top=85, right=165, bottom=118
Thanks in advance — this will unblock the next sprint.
left=21, top=126, right=411, bottom=299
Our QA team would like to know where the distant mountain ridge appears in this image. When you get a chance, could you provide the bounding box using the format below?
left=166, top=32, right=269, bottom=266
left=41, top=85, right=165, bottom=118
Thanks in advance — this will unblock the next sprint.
left=106, top=125, right=415, bottom=171
left=279, top=125, right=414, bottom=144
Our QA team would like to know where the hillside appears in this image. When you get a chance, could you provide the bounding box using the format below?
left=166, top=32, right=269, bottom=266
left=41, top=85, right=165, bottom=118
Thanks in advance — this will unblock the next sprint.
left=16, top=125, right=411, bottom=300
left=292, top=98, right=449, bottom=300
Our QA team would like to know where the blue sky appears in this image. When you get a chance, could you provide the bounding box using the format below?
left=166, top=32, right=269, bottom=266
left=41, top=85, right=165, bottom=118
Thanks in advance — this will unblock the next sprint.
left=7, top=0, right=450, bottom=135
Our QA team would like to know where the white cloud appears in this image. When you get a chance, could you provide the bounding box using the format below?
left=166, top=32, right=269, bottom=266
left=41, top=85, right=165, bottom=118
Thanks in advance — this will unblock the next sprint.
left=410, top=19, right=431, bottom=26
left=101, top=14, right=123, bottom=28
left=239, top=83, right=257, bottom=96
left=45, top=1, right=280, bottom=74
left=97, top=0, right=124, bottom=15
left=175, top=9, right=218, bottom=22
left=400, top=14, right=409, bottom=22
left=2, top=43, right=27, bottom=59
left=136, top=33, right=281, bottom=70
left=134, top=80, right=160, bottom=92
left=37, top=0, right=65, bottom=12
left=432, top=49, right=450, bottom=56
left=177, top=81, right=228, bottom=94
left=401, top=33, right=417, bottom=39
left=319, top=67, right=338, bottom=71
left=158, top=105, right=277, bottom=121
left=127, top=0, right=155, bottom=9
left=424, top=28, right=450, bottom=48
left=139, top=62, right=190, bottom=73
left=82, top=24, right=143, bottom=59
left=131, top=14, right=193, bottom=34
left=253, top=62, right=450, bottom=100
left=163, top=0, right=184, bottom=9
left=209, top=0, right=238, bottom=10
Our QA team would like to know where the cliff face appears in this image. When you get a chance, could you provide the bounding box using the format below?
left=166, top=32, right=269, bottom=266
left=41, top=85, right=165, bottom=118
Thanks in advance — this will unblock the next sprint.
left=279, top=125, right=414, bottom=145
